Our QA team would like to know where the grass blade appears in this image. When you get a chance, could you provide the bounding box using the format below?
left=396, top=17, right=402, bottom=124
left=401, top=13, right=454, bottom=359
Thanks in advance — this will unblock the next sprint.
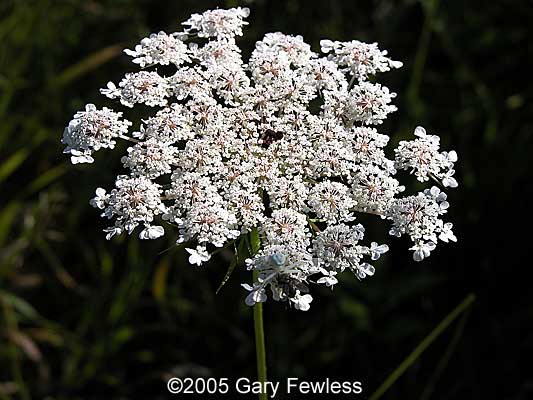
left=419, top=307, right=472, bottom=400
left=25, top=164, right=67, bottom=194
left=152, top=261, right=170, bottom=302
left=0, top=148, right=29, bottom=184
left=51, top=44, right=123, bottom=87
left=368, top=293, right=476, bottom=400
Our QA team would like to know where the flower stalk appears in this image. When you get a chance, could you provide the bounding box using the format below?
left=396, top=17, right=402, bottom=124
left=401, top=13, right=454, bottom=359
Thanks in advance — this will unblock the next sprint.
left=249, top=228, right=268, bottom=400
left=253, top=269, right=268, bottom=400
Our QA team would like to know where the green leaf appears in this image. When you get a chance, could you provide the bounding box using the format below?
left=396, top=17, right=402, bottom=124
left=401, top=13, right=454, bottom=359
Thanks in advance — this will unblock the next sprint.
left=216, top=238, right=247, bottom=294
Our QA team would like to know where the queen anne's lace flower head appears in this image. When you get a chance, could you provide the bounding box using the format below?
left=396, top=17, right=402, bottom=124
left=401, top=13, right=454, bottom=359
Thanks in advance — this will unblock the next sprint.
left=64, top=8, right=459, bottom=311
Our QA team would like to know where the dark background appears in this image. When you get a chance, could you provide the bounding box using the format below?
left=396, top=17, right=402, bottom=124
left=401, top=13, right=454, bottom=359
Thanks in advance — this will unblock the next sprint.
left=1, top=0, right=532, bottom=399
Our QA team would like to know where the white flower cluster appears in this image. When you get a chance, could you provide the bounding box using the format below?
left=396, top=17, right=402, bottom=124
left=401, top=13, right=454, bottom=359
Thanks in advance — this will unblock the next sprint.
left=63, top=8, right=459, bottom=311
left=395, top=126, right=459, bottom=187
left=62, top=104, right=131, bottom=164
left=89, top=175, right=166, bottom=240
left=388, top=187, right=456, bottom=261
left=320, top=39, right=403, bottom=79
left=124, top=32, right=190, bottom=67
left=182, top=7, right=250, bottom=39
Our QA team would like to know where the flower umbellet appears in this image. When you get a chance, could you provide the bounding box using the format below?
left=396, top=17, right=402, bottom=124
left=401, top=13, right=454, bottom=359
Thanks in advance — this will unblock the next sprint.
left=63, top=7, right=459, bottom=311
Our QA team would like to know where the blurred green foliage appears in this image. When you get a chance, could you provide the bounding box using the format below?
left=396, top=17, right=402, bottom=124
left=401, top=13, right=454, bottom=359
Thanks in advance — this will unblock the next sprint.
left=1, top=0, right=532, bottom=399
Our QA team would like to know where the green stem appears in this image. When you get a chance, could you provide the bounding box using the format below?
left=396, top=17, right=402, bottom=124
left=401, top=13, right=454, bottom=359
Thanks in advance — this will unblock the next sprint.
left=249, top=228, right=267, bottom=400
left=253, top=269, right=268, bottom=400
